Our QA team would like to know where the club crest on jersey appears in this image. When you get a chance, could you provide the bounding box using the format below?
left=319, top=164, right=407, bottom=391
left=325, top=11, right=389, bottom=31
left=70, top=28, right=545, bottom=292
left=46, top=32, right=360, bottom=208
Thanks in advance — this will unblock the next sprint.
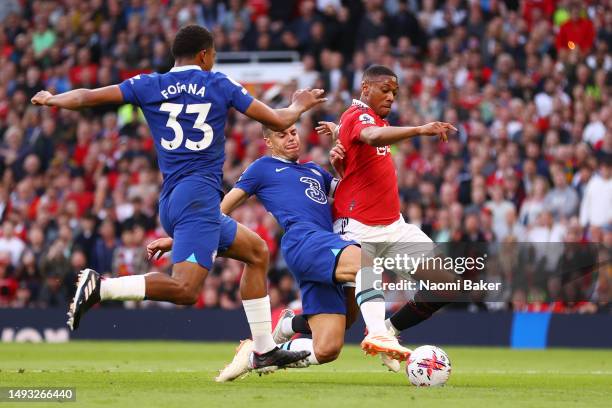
left=359, top=113, right=375, bottom=125
left=299, top=176, right=327, bottom=204
left=377, top=146, right=391, bottom=156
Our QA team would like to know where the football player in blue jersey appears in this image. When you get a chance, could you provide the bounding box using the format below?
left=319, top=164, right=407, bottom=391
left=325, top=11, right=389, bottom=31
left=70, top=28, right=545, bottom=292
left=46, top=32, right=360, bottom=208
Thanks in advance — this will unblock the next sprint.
left=31, top=25, right=325, bottom=371
left=151, top=124, right=411, bottom=381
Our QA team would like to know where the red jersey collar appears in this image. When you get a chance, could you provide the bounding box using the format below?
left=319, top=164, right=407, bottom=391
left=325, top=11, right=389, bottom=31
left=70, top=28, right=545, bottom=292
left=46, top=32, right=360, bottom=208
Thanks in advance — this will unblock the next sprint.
left=351, top=99, right=371, bottom=109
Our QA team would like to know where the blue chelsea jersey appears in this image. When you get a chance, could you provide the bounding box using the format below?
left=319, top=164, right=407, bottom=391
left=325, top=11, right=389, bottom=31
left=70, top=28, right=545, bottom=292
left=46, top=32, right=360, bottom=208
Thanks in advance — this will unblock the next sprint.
left=119, top=65, right=254, bottom=199
left=235, top=156, right=338, bottom=231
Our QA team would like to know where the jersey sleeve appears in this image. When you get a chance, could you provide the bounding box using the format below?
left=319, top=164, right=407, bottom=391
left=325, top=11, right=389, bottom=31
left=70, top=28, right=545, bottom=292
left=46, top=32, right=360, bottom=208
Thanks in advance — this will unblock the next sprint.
left=235, top=161, right=262, bottom=195
left=220, top=74, right=254, bottom=114
left=344, top=111, right=380, bottom=144
left=313, top=164, right=339, bottom=197
left=118, top=75, right=144, bottom=106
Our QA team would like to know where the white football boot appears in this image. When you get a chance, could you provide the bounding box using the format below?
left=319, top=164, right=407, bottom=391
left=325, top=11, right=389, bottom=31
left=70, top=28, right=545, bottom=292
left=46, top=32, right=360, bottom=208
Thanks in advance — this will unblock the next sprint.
left=380, top=327, right=403, bottom=372
left=215, top=339, right=253, bottom=382
left=361, top=332, right=411, bottom=362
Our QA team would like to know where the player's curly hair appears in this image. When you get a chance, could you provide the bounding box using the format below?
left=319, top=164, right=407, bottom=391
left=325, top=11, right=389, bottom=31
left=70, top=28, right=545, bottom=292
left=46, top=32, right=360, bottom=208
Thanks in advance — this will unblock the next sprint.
left=362, top=65, right=397, bottom=80
left=171, top=25, right=214, bottom=59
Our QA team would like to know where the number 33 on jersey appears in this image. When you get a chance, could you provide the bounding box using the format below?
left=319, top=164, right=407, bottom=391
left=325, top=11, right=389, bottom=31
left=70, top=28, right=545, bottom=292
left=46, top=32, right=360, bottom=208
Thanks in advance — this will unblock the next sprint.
left=118, top=65, right=254, bottom=198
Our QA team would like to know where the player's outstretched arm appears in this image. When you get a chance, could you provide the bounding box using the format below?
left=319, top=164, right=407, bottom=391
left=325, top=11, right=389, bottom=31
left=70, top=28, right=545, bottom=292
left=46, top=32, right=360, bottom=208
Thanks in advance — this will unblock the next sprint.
left=360, top=121, right=457, bottom=147
left=245, top=88, right=327, bottom=132
left=221, top=188, right=250, bottom=215
left=31, top=85, right=124, bottom=110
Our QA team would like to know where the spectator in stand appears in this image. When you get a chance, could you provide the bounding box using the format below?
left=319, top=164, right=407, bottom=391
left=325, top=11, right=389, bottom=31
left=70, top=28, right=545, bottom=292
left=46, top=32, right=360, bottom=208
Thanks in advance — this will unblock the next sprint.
left=545, top=164, right=580, bottom=221
left=0, top=251, right=17, bottom=306
left=556, top=3, right=595, bottom=55
left=580, top=156, right=612, bottom=229
left=0, top=220, right=25, bottom=267
left=94, top=219, right=119, bottom=276
left=111, top=224, right=147, bottom=278
left=485, top=182, right=515, bottom=240
left=73, top=213, right=98, bottom=266
left=519, top=176, right=549, bottom=227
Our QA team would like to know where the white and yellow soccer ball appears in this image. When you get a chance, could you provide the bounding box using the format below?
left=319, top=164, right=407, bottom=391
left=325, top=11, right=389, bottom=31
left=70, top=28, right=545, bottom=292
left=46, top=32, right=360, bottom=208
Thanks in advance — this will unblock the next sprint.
left=406, top=345, right=451, bottom=387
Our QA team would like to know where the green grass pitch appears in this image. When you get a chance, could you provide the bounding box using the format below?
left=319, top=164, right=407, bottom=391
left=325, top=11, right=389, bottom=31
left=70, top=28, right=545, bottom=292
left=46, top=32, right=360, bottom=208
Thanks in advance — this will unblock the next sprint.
left=1, top=341, right=610, bottom=407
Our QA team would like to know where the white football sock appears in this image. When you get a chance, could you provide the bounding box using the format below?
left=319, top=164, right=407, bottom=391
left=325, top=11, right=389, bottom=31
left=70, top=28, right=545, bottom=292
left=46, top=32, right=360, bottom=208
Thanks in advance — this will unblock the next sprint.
left=281, top=316, right=296, bottom=338
left=100, top=275, right=146, bottom=301
left=356, top=268, right=387, bottom=335
left=279, top=338, right=319, bottom=365
left=242, top=296, right=276, bottom=354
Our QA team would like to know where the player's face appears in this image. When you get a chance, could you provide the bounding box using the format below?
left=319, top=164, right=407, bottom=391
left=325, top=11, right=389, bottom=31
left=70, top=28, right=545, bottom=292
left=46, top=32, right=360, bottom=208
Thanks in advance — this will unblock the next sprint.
left=267, top=126, right=300, bottom=161
left=363, top=76, right=398, bottom=118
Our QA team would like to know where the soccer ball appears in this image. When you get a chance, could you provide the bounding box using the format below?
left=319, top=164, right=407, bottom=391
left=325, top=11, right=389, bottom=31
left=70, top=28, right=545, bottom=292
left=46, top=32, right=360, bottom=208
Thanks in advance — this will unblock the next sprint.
left=406, top=345, right=451, bottom=387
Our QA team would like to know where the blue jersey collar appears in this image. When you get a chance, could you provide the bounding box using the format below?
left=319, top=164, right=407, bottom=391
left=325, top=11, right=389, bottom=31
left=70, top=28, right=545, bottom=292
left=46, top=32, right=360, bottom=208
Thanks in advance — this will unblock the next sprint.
left=272, top=155, right=298, bottom=164
left=170, top=65, right=203, bottom=72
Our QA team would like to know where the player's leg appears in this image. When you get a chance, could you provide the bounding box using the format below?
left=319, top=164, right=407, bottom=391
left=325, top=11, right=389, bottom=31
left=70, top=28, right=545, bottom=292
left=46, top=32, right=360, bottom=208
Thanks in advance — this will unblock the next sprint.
left=343, top=285, right=359, bottom=329
left=69, top=244, right=212, bottom=331
left=214, top=218, right=310, bottom=381
left=336, top=244, right=411, bottom=361
left=273, top=285, right=356, bottom=343
left=309, top=314, right=346, bottom=363
left=383, top=222, right=452, bottom=335
left=386, top=296, right=448, bottom=334
left=218, top=218, right=276, bottom=353
left=278, top=313, right=346, bottom=365
left=335, top=244, right=386, bottom=333
left=273, top=309, right=311, bottom=343
left=271, top=240, right=361, bottom=343
left=68, top=179, right=220, bottom=330
left=275, top=279, right=348, bottom=367
left=332, top=218, right=392, bottom=334
left=68, top=260, right=208, bottom=330
left=275, top=237, right=410, bottom=362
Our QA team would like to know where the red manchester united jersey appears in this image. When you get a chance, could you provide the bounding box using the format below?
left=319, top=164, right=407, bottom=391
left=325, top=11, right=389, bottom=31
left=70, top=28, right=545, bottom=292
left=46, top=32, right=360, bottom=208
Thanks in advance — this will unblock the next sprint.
left=333, top=99, right=400, bottom=225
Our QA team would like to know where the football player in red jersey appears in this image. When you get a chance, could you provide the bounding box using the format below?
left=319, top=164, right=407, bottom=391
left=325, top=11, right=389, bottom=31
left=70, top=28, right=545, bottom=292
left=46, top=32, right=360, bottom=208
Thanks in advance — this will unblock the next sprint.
left=316, top=65, right=456, bottom=371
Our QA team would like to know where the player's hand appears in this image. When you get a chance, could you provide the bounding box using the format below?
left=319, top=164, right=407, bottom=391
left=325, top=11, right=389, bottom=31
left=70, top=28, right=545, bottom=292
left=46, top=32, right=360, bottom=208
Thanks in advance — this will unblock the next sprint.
left=316, top=121, right=338, bottom=141
left=31, top=90, right=53, bottom=106
left=292, top=88, right=328, bottom=113
left=146, top=237, right=173, bottom=260
left=330, top=141, right=346, bottom=178
left=418, top=122, right=457, bottom=143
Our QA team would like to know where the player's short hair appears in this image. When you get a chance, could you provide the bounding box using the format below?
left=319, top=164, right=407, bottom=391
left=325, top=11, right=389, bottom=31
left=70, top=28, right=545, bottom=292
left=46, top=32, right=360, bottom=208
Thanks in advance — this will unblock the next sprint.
left=362, top=65, right=398, bottom=81
left=263, top=125, right=298, bottom=139
left=171, top=25, right=214, bottom=59
left=262, top=127, right=275, bottom=139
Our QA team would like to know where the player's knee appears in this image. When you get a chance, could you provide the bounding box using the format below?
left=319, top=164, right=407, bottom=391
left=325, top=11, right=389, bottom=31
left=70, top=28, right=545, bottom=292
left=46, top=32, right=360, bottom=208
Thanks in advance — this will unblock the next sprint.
left=314, top=340, right=343, bottom=363
left=175, top=281, right=200, bottom=305
left=249, top=236, right=269, bottom=268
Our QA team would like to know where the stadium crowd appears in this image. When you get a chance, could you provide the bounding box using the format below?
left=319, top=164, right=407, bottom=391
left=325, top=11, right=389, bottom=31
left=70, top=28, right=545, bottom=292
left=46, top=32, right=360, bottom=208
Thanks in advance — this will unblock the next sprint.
left=0, top=0, right=610, bottom=314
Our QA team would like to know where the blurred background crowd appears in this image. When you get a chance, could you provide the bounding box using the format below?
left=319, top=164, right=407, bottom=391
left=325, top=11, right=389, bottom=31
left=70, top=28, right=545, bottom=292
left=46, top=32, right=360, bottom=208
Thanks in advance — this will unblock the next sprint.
left=0, top=0, right=609, bottom=313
